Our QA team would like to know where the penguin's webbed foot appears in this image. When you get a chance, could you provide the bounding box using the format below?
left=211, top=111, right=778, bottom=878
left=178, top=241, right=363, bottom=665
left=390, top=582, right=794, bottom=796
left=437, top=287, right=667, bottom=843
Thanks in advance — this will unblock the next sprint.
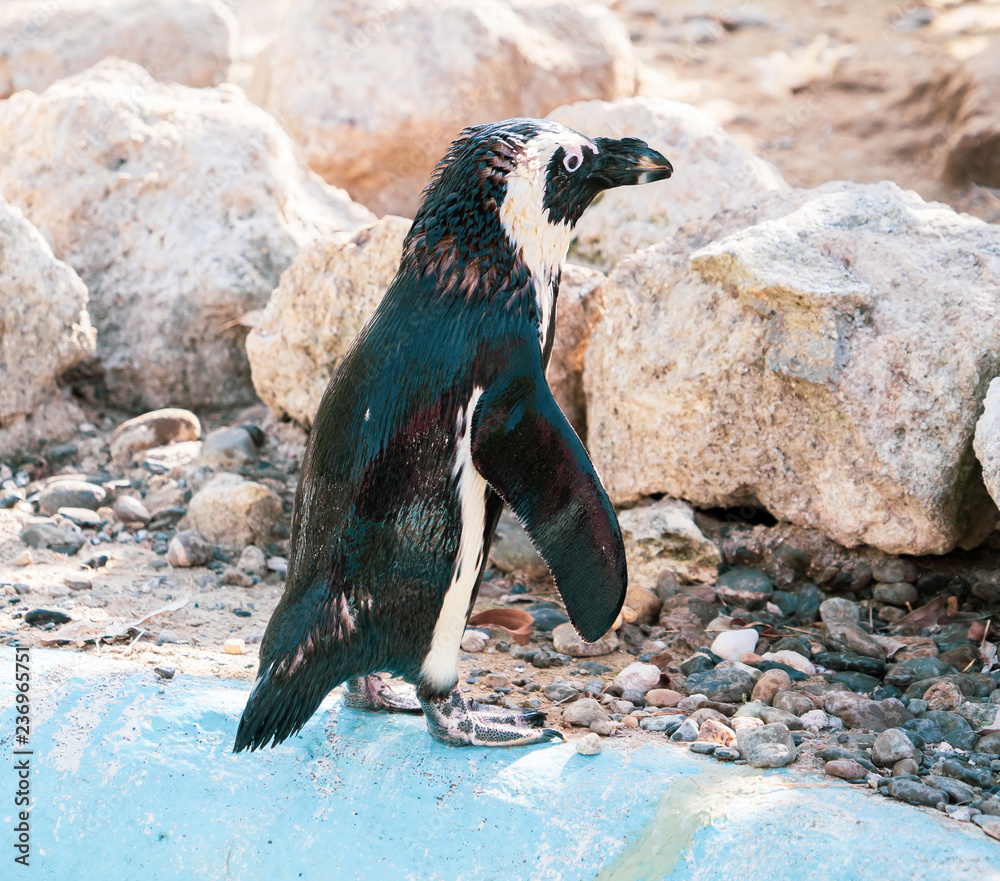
left=421, top=688, right=564, bottom=747
left=343, top=675, right=422, bottom=714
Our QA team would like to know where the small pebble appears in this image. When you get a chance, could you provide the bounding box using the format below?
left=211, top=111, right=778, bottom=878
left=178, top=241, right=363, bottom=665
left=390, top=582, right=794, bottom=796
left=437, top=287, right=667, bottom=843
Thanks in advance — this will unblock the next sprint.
left=736, top=723, right=796, bottom=768
left=714, top=746, right=740, bottom=762
left=670, top=718, right=700, bottom=742
left=975, top=816, right=1000, bottom=841
left=562, top=698, right=609, bottom=727
left=157, top=628, right=180, bottom=646
left=64, top=574, right=93, bottom=591
left=223, top=638, right=246, bottom=655
left=710, top=628, right=759, bottom=662
left=575, top=733, right=602, bottom=756
left=153, top=667, right=175, bottom=680
left=113, top=495, right=151, bottom=524
left=613, top=662, right=661, bottom=695
left=751, top=669, right=791, bottom=705
left=646, top=688, right=682, bottom=708
left=825, top=759, right=867, bottom=781
left=800, top=709, right=830, bottom=729
left=460, top=630, right=487, bottom=653
left=924, top=681, right=963, bottom=712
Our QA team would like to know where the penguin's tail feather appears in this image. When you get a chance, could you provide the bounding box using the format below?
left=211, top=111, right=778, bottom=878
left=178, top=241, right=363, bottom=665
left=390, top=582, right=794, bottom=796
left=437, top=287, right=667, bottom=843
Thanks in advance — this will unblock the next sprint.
left=233, top=659, right=338, bottom=752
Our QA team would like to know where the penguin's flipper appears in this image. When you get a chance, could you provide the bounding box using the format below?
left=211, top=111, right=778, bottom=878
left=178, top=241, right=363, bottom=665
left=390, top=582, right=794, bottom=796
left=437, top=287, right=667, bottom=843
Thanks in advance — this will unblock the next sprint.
left=470, top=337, right=627, bottom=643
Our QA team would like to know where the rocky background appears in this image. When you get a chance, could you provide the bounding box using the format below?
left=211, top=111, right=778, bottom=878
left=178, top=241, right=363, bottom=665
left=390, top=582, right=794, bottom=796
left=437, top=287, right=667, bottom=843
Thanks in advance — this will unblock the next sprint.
left=3, top=0, right=1000, bottom=839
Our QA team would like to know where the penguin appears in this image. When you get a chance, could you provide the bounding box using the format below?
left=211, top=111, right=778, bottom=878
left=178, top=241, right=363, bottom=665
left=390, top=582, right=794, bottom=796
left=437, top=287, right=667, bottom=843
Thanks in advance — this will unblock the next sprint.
left=234, top=118, right=672, bottom=750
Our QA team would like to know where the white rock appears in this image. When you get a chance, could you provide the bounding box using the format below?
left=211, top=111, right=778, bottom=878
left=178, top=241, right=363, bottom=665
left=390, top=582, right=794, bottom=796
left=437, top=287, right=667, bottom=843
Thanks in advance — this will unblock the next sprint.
left=0, top=197, right=95, bottom=453
left=586, top=181, right=1000, bottom=555
left=761, top=651, right=817, bottom=676
left=249, top=0, right=638, bottom=217
left=0, top=59, right=374, bottom=411
left=799, top=709, right=830, bottom=729
left=180, top=472, right=283, bottom=554
left=0, top=0, right=235, bottom=99
left=574, top=732, right=602, bottom=756
left=460, top=630, right=487, bottom=653
left=267, top=557, right=289, bottom=573
left=613, top=663, right=661, bottom=695
left=710, top=629, right=759, bottom=662
left=616, top=498, right=721, bottom=586
left=547, top=97, right=789, bottom=270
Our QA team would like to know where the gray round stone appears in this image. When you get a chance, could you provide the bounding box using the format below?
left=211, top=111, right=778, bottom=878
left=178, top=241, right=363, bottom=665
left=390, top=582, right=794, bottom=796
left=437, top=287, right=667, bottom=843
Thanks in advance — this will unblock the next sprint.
left=714, top=568, right=773, bottom=610
left=872, top=582, right=918, bottom=606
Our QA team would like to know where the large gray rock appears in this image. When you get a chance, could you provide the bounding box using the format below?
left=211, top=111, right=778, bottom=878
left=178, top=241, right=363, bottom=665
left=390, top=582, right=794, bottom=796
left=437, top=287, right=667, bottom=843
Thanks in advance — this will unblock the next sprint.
left=249, top=0, right=638, bottom=217
left=179, top=472, right=283, bottom=554
left=547, top=97, right=789, bottom=270
left=0, top=198, right=95, bottom=453
left=586, top=181, right=1000, bottom=555
left=0, top=0, right=235, bottom=99
left=0, top=59, right=374, bottom=412
left=247, top=217, right=409, bottom=428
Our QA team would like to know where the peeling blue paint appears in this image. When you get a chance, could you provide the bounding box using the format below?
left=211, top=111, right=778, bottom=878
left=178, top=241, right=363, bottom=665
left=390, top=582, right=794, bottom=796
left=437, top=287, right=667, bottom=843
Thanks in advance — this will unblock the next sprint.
left=1, top=649, right=995, bottom=880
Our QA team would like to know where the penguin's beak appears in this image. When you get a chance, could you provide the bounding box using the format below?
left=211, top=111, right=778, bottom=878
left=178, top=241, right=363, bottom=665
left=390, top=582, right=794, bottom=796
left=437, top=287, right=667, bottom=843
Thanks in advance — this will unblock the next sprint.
left=589, top=137, right=673, bottom=190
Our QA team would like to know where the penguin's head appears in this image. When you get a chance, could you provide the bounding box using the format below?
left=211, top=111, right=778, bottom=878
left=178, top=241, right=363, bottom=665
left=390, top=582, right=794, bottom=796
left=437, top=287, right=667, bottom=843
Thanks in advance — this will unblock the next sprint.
left=406, top=119, right=672, bottom=293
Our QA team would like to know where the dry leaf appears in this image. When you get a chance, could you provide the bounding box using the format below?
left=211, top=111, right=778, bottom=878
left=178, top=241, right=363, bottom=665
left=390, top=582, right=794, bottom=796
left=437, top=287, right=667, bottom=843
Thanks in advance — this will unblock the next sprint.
left=893, top=596, right=948, bottom=631
left=648, top=652, right=675, bottom=671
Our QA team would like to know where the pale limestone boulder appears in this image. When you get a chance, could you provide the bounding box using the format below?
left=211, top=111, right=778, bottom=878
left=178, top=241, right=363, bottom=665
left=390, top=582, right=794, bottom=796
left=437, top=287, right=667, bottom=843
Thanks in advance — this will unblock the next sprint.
left=0, top=60, right=374, bottom=412
left=974, top=378, right=1000, bottom=508
left=0, top=198, right=95, bottom=454
left=247, top=217, right=410, bottom=428
left=180, top=472, right=283, bottom=553
left=547, top=97, right=790, bottom=270
left=617, top=499, right=721, bottom=586
left=586, top=181, right=1000, bottom=555
left=249, top=0, right=638, bottom=217
left=546, top=264, right=607, bottom=441
left=0, top=0, right=235, bottom=99
left=248, top=212, right=601, bottom=436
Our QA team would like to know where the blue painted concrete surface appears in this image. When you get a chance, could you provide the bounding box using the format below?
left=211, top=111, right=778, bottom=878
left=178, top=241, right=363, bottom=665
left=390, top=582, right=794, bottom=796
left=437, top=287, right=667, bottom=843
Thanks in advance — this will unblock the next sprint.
left=1, top=647, right=997, bottom=881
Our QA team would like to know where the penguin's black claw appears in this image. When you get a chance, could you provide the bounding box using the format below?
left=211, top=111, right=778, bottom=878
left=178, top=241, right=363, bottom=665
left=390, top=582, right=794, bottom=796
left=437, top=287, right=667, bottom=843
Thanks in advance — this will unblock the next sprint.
left=343, top=675, right=423, bottom=714
left=421, top=688, right=565, bottom=747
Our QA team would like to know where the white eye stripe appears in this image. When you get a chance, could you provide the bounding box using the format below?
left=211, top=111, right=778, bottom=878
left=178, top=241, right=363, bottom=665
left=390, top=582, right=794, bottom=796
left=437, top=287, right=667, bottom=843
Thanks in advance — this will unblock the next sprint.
left=563, top=145, right=583, bottom=173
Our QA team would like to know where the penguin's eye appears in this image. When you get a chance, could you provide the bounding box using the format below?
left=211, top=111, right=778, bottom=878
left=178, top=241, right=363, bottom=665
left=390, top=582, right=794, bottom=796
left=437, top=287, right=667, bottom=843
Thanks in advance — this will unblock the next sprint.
left=563, top=147, right=583, bottom=173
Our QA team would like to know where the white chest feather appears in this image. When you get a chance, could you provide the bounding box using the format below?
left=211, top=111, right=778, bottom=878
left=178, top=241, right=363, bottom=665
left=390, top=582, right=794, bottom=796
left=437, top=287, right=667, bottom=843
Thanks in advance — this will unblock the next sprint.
left=420, top=388, right=488, bottom=692
left=499, top=152, right=574, bottom=347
